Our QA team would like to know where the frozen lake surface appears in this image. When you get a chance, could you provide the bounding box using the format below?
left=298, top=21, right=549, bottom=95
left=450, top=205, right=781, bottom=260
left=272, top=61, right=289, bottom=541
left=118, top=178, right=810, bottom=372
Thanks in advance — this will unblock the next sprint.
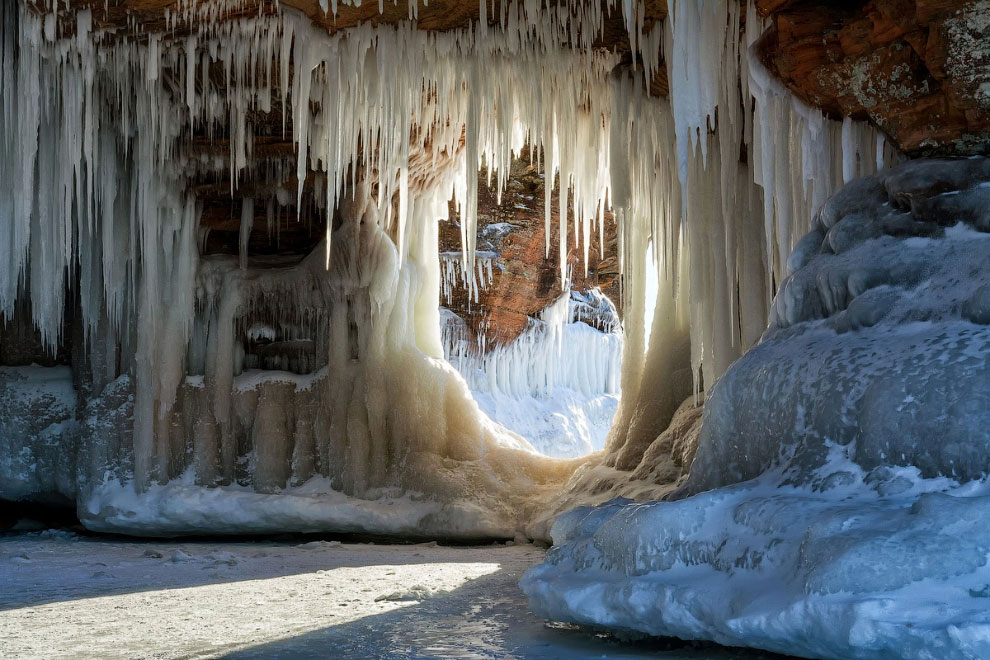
left=0, top=530, right=789, bottom=659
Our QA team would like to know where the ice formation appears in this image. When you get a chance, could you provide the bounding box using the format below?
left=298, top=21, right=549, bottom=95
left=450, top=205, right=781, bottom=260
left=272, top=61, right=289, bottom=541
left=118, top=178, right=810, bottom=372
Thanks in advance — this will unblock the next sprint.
left=1, top=0, right=895, bottom=538
left=523, top=157, right=990, bottom=659
left=439, top=250, right=496, bottom=306
left=535, top=1, right=897, bottom=525
left=685, top=158, right=990, bottom=496
left=442, top=289, right=622, bottom=458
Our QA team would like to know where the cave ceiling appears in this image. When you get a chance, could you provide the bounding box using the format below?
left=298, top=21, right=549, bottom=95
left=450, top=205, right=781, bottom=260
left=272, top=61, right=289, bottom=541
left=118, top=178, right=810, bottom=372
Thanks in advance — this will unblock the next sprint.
left=755, top=0, right=990, bottom=156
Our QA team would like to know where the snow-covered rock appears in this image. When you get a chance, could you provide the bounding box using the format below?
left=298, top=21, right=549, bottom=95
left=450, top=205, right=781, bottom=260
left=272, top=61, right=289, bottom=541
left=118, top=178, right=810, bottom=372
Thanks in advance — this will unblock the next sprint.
left=686, top=157, right=990, bottom=495
left=522, top=157, right=990, bottom=660
left=0, top=366, right=77, bottom=503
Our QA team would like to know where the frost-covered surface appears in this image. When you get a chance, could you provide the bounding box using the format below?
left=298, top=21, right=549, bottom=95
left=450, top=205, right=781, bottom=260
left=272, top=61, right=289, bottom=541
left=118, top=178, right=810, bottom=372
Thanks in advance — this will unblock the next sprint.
left=523, top=462, right=990, bottom=660
left=443, top=289, right=621, bottom=458
left=80, top=472, right=521, bottom=539
left=0, top=532, right=781, bottom=660
left=0, top=366, right=77, bottom=502
left=523, top=158, right=990, bottom=660
left=687, top=157, right=990, bottom=495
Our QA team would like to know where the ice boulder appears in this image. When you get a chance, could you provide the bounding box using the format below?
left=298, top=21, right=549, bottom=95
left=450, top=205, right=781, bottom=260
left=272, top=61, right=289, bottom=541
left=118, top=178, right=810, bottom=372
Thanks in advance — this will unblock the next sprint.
left=522, top=157, right=990, bottom=660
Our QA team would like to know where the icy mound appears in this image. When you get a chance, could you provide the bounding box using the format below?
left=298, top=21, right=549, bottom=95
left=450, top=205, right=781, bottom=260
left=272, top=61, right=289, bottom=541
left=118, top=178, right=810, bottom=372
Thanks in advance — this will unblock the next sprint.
left=522, top=158, right=990, bottom=659
left=685, top=157, right=990, bottom=495
left=522, top=463, right=990, bottom=660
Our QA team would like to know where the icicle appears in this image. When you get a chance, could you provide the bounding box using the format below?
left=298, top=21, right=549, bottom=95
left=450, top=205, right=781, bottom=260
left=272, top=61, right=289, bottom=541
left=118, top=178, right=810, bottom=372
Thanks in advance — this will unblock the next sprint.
left=239, top=197, right=254, bottom=270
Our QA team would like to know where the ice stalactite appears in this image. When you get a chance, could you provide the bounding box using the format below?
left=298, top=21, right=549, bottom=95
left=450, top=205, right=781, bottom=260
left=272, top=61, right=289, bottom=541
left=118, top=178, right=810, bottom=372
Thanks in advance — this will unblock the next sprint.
left=443, top=289, right=621, bottom=400
left=745, top=3, right=901, bottom=294
left=526, top=1, right=899, bottom=531
left=658, top=0, right=898, bottom=387
left=594, top=0, right=899, bottom=477
left=132, top=196, right=201, bottom=491
left=439, top=251, right=496, bottom=306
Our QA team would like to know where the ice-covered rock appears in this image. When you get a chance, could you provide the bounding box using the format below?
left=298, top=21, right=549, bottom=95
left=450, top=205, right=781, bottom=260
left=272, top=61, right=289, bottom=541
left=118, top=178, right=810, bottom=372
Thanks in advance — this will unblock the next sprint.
left=0, top=366, right=77, bottom=503
left=523, top=157, right=990, bottom=660
left=523, top=464, right=990, bottom=660
left=685, top=157, right=990, bottom=496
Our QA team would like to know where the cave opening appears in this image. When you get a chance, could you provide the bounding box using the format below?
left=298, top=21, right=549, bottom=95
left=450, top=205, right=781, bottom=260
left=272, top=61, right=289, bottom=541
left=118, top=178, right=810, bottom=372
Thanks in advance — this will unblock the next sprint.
left=0, top=0, right=894, bottom=556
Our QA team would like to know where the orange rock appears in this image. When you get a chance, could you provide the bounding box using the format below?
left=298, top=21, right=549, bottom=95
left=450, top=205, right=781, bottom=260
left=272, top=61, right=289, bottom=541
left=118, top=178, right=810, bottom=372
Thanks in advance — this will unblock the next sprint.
left=759, top=0, right=990, bottom=156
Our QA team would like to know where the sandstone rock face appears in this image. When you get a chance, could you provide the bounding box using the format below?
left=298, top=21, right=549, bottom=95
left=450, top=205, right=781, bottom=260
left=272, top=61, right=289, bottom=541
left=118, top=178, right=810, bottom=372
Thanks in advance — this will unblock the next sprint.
left=756, top=0, right=990, bottom=156
left=439, top=159, right=621, bottom=348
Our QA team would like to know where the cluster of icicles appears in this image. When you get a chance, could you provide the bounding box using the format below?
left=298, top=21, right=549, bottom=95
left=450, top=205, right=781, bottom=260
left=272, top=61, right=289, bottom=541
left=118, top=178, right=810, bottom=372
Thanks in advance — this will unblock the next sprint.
left=442, top=289, right=622, bottom=399
left=0, top=0, right=897, bottom=494
left=439, top=251, right=496, bottom=305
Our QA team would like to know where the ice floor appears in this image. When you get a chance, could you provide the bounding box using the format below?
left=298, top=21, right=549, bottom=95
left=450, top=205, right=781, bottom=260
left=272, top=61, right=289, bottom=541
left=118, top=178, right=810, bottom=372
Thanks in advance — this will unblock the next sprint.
left=0, top=530, right=790, bottom=660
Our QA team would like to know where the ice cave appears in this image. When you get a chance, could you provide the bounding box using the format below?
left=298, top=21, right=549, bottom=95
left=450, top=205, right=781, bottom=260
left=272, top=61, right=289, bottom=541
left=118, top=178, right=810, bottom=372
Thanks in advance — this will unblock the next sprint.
left=1, top=0, right=990, bottom=658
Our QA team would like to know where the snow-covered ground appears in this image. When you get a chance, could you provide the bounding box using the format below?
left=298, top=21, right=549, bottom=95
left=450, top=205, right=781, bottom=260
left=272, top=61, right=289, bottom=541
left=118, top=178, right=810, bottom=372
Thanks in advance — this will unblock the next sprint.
left=0, top=530, right=785, bottom=659
left=471, top=389, right=619, bottom=459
